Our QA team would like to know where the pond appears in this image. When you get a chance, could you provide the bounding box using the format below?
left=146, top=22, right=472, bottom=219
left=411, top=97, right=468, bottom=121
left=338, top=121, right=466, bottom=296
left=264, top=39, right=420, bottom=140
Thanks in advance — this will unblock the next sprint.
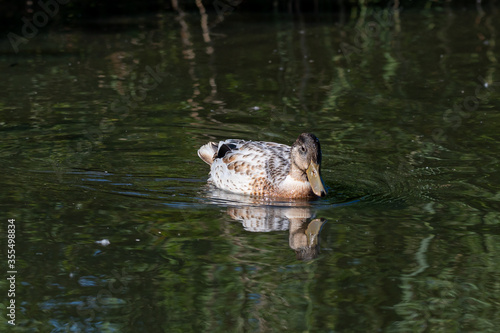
left=1, top=3, right=500, bottom=332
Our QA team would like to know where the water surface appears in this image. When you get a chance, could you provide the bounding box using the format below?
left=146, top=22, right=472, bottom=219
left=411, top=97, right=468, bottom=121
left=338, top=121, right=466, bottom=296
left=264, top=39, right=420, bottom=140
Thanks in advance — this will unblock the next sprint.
left=1, top=5, right=500, bottom=332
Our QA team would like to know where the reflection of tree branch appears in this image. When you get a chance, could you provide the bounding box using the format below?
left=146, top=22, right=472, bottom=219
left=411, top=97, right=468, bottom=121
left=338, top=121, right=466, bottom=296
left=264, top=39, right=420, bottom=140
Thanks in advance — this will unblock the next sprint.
left=173, top=0, right=225, bottom=117
left=402, top=234, right=435, bottom=277
left=196, top=0, right=212, bottom=48
left=196, top=0, right=223, bottom=105
left=172, top=0, right=202, bottom=112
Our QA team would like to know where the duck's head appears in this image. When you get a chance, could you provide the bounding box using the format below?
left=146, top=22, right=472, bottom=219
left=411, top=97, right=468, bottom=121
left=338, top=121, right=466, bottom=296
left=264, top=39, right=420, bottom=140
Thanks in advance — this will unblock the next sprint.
left=291, top=133, right=327, bottom=197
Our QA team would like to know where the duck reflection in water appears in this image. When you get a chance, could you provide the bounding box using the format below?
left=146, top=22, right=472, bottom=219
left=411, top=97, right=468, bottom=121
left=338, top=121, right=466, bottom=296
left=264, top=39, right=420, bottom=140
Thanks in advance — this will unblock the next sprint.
left=206, top=188, right=326, bottom=261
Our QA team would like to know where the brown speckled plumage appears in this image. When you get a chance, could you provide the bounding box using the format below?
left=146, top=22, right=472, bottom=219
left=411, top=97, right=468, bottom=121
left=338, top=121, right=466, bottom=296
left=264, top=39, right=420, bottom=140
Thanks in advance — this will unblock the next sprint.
left=197, top=133, right=327, bottom=198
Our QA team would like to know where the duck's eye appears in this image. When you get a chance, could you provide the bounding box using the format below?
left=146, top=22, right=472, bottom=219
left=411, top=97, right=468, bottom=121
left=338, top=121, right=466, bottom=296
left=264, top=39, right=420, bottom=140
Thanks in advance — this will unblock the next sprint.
left=300, top=146, right=306, bottom=153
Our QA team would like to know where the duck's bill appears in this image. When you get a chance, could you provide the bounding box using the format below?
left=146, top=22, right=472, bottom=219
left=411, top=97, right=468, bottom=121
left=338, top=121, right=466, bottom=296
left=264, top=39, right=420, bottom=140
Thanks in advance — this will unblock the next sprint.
left=306, top=162, right=327, bottom=197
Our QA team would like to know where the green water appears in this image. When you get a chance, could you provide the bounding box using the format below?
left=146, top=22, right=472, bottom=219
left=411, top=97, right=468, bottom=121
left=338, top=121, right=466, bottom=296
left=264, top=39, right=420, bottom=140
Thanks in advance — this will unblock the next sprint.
left=1, top=5, right=500, bottom=333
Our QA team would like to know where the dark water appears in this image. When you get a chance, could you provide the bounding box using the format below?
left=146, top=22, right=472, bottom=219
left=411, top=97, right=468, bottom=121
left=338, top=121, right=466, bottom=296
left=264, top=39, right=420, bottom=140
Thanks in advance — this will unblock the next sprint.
left=1, top=5, right=500, bottom=332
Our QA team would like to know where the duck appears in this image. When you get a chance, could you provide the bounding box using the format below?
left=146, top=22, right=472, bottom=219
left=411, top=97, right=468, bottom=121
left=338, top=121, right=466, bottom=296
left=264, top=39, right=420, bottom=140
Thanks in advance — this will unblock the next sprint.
left=197, top=133, right=327, bottom=198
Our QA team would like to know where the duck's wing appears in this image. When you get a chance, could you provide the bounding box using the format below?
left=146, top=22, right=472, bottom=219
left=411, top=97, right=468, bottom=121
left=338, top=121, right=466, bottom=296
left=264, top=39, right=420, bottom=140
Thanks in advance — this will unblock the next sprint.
left=209, top=140, right=291, bottom=195
left=197, top=139, right=246, bottom=165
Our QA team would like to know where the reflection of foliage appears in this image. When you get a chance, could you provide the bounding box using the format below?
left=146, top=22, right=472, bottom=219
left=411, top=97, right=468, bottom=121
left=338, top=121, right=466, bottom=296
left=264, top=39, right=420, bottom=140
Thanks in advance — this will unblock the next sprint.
left=1, top=1, right=500, bottom=332
left=391, top=232, right=500, bottom=332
